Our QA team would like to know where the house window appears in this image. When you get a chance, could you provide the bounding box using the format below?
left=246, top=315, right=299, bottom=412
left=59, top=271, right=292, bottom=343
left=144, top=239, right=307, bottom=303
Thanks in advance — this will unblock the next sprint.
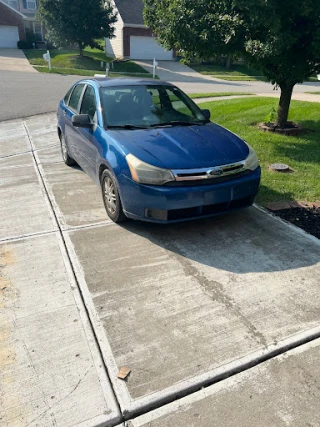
left=8, top=0, right=18, bottom=9
left=27, top=1, right=37, bottom=10
left=33, top=23, right=42, bottom=41
left=23, top=0, right=37, bottom=9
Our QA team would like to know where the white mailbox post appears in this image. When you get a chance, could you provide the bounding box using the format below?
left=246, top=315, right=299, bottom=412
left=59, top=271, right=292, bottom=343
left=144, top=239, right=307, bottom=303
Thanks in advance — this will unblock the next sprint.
left=153, top=58, right=158, bottom=79
left=43, top=50, right=51, bottom=71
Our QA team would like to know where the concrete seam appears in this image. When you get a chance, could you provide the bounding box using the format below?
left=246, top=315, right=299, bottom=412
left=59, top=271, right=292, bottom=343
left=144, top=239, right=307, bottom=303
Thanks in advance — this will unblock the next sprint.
left=0, top=149, right=32, bottom=159
left=0, top=143, right=60, bottom=160
left=128, top=337, right=320, bottom=426
left=0, top=229, right=57, bottom=244
left=123, top=325, right=320, bottom=420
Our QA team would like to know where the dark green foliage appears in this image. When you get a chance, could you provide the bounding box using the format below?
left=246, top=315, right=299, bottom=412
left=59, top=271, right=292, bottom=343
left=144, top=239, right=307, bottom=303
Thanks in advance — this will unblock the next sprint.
left=17, top=40, right=32, bottom=49
left=38, top=0, right=117, bottom=55
left=25, top=30, right=37, bottom=45
left=144, top=0, right=320, bottom=127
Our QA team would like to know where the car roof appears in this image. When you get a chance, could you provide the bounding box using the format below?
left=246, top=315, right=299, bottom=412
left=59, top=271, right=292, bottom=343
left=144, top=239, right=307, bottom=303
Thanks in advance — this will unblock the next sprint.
left=76, top=77, right=175, bottom=88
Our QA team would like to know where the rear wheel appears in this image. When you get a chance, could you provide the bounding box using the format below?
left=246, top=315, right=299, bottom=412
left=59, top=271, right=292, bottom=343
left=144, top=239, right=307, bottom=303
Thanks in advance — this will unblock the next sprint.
left=101, top=169, right=126, bottom=223
left=60, top=133, right=76, bottom=166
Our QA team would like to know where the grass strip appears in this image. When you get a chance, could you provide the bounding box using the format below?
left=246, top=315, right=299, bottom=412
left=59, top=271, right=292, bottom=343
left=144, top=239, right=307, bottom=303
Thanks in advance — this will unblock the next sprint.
left=199, top=97, right=320, bottom=205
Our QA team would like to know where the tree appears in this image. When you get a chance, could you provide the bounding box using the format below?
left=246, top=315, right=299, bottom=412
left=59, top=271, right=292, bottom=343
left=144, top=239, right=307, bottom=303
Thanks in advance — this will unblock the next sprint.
left=38, top=0, right=117, bottom=56
left=144, top=0, right=320, bottom=128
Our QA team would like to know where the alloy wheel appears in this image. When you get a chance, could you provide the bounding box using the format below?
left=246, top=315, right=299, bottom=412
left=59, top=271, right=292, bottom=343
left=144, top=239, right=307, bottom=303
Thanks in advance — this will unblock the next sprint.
left=104, top=177, right=117, bottom=215
left=60, top=135, right=68, bottom=162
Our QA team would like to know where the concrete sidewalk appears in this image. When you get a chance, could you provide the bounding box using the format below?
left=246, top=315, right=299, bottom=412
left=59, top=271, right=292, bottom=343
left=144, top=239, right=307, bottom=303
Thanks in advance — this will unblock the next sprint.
left=0, top=49, right=37, bottom=73
left=136, top=60, right=320, bottom=95
left=0, top=117, right=121, bottom=427
left=193, top=93, right=320, bottom=104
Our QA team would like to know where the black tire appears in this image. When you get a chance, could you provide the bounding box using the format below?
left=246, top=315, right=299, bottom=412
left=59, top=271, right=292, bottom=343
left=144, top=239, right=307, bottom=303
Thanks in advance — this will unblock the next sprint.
left=60, top=133, right=76, bottom=166
left=101, top=169, right=126, bottom=223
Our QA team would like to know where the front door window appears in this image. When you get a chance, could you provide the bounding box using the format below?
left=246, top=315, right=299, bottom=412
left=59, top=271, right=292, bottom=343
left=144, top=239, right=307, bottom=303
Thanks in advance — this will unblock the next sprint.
left=33, top=23, right=42, bottom=41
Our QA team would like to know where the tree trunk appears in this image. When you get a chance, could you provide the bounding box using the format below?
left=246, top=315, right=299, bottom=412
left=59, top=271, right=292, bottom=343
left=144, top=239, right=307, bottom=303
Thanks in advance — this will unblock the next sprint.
left=225, top=55, right=233, bottom=69
left=276, top=83, right=294, bottom=128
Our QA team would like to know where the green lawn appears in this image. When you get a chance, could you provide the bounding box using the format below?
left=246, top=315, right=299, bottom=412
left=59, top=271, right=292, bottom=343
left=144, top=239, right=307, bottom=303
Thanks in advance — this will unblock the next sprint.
left=188, top=92, right=254, bottom=99
left=196, top=97, right=320, bottom=205
left=305, top=92, right=320, bottom=95
left=23, top=47, right=152, bottom=77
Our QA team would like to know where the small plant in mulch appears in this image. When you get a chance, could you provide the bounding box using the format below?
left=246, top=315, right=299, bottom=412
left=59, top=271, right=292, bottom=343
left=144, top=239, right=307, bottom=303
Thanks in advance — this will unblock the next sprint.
left=258, top=107, right=305, bottom=136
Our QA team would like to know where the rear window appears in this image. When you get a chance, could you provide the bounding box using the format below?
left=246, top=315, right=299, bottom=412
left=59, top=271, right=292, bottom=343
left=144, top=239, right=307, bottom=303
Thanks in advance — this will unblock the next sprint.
left=64, top=87, right=73, bottom=105
left=68, top=84, right=85, bottom=112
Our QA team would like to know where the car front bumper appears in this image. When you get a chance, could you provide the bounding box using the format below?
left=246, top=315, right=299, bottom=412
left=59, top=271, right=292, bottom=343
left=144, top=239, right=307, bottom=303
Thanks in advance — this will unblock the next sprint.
left=119, top=167, right=261, bottom=223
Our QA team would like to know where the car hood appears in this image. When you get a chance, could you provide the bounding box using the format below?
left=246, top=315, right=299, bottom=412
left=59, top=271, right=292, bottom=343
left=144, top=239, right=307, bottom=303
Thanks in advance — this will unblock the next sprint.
left=110, top=123, right=249, bottom=169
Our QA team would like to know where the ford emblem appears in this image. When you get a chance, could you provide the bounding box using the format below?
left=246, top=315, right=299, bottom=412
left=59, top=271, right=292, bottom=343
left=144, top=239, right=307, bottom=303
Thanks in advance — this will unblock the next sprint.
left=208, top=168, right=223, bottom=176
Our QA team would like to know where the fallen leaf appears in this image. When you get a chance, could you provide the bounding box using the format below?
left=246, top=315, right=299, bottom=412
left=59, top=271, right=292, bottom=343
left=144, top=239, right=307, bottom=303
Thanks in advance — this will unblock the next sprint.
left=117, top=366, right=131, bottom=380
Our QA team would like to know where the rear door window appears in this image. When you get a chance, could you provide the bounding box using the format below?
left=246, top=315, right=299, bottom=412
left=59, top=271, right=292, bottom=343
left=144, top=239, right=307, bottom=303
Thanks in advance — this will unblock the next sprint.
left=64, top=87, right=73, bottom=105
left=80, top=85, right=97, bottom=122
left=68, top=84, right=85, bottom=112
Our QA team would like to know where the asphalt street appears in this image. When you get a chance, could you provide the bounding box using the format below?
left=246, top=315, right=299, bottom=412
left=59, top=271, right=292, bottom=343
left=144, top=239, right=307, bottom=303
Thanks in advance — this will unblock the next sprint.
left=0, top=70, right=81, bottom=122
left=1, top=68, right=320, bottom=122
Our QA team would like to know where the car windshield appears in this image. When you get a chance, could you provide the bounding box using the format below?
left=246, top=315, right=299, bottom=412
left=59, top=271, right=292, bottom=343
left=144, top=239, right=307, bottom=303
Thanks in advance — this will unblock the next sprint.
left=99, top=84, right=208, bottom=129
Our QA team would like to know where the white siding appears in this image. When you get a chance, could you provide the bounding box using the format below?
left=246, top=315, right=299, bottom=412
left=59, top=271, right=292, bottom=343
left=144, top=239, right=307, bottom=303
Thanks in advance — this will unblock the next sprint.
left=105, top=13, right=124, bottom=58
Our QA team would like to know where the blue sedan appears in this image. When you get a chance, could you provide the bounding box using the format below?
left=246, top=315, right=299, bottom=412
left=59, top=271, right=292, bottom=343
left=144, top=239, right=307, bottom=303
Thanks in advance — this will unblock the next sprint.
left=57, top=78, right=260, bottom=223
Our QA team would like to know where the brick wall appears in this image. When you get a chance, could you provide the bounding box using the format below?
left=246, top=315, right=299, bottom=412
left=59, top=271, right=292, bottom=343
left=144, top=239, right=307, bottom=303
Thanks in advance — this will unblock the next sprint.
left=0, top=3, right=25, bottom=40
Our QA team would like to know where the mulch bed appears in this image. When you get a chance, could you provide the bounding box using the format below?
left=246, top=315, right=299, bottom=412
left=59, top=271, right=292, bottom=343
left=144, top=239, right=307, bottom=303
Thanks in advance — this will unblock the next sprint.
left=266, top=202, right=320, bottom=240
left=258, top=121, right=305, bottom=136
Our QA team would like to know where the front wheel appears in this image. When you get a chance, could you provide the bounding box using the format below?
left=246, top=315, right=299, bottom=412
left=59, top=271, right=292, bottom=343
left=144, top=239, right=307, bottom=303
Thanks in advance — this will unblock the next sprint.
left=60, top=133, right=76, bottom=166
left=101, top=169, right=126, bottom=223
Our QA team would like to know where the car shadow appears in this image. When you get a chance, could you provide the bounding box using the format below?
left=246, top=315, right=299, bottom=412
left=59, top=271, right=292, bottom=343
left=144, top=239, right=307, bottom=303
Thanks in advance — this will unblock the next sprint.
left=119, top=205, right=320, bottom=274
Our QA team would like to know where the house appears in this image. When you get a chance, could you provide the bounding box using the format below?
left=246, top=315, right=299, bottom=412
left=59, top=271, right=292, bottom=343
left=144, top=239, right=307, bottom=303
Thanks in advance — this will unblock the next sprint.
left=105, top=0, right=174, bottom=60
left=0, top=0, right=43, bottom=48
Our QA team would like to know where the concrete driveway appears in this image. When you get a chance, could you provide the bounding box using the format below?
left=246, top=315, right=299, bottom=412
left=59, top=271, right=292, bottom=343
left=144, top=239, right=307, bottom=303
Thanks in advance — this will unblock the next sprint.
left=0, top=48, right=37, bottom=72
left=1, top=112, right=320, bottom=426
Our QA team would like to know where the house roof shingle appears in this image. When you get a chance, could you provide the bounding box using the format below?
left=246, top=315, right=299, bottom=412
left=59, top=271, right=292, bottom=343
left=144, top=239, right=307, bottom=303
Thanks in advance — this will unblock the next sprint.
left=113, top=0, right=145, bottom=26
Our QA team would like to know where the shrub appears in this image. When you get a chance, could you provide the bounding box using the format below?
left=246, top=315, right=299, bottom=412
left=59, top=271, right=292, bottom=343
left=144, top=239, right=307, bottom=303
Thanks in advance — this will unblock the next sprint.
left=17, top=40, right=32, bottom=49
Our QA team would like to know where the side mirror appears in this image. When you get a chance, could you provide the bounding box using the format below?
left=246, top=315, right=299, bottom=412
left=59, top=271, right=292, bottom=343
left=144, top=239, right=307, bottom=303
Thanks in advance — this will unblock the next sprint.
left=72, top=114, right=93, bottom=128
left=201, top=109, right=211, bottom=120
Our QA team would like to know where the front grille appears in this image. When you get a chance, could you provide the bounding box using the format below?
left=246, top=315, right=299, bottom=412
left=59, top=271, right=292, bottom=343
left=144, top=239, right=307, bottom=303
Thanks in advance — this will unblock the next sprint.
left=172, top=160, right=246, bottom=184
left=166, top=170, right=251, bottom=186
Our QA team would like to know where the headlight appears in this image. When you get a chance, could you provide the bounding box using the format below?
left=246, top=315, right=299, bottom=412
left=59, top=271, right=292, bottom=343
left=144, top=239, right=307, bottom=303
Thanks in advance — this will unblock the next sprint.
left=126, top=153, right=175, bottom=185
left=243, top=144, right=259, bottom=171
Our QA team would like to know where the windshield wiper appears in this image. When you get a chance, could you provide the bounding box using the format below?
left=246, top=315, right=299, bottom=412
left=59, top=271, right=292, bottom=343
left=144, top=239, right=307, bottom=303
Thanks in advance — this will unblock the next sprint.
left=108, top=124, right=149, bottom=130
left=150, top=121, right=204, bottom=128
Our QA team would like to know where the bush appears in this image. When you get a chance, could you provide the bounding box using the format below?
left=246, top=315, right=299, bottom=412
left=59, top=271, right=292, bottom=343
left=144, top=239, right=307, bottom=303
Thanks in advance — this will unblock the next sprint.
left=25, top=29, right=37, bottom=45
left=17, top=40, right=32, bottom=49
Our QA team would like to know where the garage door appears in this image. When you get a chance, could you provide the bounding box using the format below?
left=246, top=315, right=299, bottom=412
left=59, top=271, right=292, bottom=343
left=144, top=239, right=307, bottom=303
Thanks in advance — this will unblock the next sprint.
left=130, top=36, right=173, bottom=60
left=0, top=26, right=19, bottom=48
